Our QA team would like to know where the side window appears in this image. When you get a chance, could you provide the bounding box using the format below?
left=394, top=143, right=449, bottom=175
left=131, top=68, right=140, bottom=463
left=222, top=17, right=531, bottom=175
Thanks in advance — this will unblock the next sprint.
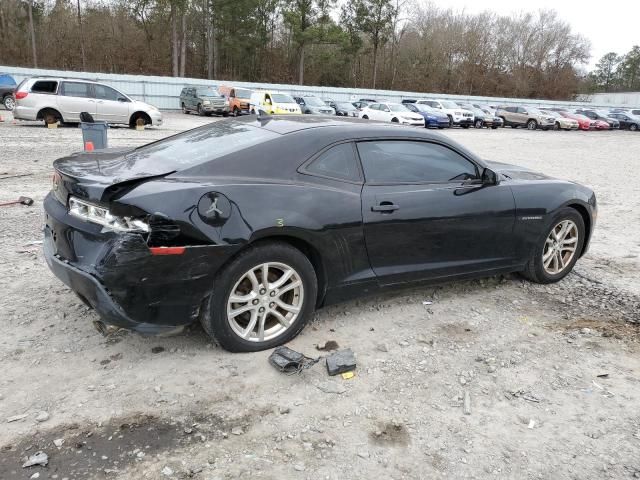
left=517, top=107, right=527, bottom=113
left=31, top=80, right=58, bottom=94
left=506, top=107, right=516, bottom=113
left=94, top=85, right=122, bottom=101
left=357, top=141, right=478, bottom=184
left=371, top=104, right=381, bottom=111
left=305, top=143, right=360, bottom=182
left=61, top=82, right=90, bottom=98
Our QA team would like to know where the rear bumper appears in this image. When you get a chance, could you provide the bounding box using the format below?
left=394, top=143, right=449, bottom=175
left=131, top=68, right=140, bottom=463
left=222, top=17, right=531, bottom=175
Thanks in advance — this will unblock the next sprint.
left=13, top=104, right=38, bottom=121
left=43, top=192, right=240, bottom=334
left=44, top=230, right=179, bottom=334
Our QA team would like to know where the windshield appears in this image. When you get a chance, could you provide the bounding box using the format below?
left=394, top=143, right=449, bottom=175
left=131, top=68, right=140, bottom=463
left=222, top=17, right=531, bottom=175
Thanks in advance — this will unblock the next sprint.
left=335, top=102, right=356, bottom=110
left=527, top=108, right=545, bottom=115
left=272, top=94, right=295, bottom=103
left=543, top=110, right=561, bottom=118
left=235, top=88, right=252, bottom=98
left=389, top=104, right=410, bottom=112
left=126, top=122, right=279, bottom=173
left=196, top=87, right=221, bottom=97
left=441, top=101, right=459, bottom=109
left=302, top=96, right=325, bottom=107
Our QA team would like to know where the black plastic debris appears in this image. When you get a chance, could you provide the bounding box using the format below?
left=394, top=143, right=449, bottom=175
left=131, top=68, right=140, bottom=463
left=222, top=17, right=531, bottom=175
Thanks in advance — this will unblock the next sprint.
left=269, top=346, right=319, bottom=374
left=326, top=348, right=356, bottom=376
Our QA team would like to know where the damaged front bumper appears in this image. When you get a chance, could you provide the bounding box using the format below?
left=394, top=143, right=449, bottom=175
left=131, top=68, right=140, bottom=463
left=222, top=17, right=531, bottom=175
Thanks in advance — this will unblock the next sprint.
left=43, top=193, right=240, bottom=335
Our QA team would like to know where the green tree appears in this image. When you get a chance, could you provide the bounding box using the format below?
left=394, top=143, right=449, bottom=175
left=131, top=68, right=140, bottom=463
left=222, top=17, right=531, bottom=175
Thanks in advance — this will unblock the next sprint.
left=619, top=46, right=640, bottom=91
left=355, top=0, right=395, bottom=88
left=591, top=52, right=621, bottom=91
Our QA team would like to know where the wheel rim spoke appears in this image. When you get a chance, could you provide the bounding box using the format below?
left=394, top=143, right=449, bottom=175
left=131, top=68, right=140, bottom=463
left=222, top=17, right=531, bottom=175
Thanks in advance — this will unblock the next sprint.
left=271, top=310, right=290, bottom=328
left=229, top=303, right=255, bottom=318
left=242, top=310, right=259, bottom=338
left=270, top=268, right=293, bottom=290
left=278, top=280, right=301, bottom=296
left=275, top=298, right=300, bottom=313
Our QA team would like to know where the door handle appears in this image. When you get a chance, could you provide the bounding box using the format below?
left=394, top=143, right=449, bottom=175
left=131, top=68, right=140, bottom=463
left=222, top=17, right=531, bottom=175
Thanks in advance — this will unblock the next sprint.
left=371, top=202, right=399, bottom=213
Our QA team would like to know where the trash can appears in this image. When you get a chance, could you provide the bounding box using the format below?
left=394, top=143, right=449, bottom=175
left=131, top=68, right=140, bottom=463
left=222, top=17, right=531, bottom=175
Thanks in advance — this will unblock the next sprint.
left=80, top=121, right=109, bottom=150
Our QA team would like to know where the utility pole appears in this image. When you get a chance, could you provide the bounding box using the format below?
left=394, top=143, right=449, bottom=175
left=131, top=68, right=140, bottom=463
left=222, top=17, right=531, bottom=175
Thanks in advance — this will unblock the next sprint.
left=77, top=0, right=86, bottom=70
left=28, top=1, right=38, bottom=68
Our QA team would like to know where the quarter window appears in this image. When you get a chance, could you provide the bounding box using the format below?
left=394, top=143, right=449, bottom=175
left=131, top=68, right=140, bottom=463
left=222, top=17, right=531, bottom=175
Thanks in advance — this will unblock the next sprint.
left=61, top=82, right=91, bottom=98
left=357, top=141, right=478, bottom=184
left=305, top=143, right=360, bottom=182
left=31, top=80, right=58, bottom=94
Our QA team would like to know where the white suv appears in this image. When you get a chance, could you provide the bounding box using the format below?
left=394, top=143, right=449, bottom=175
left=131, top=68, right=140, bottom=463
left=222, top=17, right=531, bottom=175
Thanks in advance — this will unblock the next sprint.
left=13, top=77, right=162, bottom=127
left=359, top=102, right=425, bottom=126
left=416, top=99, right=473, bottom=127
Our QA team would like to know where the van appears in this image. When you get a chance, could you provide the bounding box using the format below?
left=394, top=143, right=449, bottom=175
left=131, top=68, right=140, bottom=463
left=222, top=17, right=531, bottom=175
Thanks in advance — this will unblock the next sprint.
left=218, top=85, right=253, bottom=116
left=249, top=91, right=301, bottom=115
left=13, top=77, right=162, bottom=127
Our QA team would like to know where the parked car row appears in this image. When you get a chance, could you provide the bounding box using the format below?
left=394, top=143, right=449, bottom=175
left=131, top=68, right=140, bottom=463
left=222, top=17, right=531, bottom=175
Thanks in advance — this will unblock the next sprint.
left=4, top=71, right=640, bottom=133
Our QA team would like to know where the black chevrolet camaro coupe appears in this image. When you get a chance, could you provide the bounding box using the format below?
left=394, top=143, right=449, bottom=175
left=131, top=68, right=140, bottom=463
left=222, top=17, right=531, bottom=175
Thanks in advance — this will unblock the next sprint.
left=44, top=116, right=596, bottom=351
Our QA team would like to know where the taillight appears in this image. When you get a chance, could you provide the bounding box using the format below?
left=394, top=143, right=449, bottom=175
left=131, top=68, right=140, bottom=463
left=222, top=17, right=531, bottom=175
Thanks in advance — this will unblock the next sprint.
left=15, top=92, right=28, bottom=100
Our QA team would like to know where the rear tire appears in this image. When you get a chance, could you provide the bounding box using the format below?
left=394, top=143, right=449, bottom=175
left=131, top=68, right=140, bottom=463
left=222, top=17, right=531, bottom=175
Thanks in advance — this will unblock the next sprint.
left=362, top=115, right=369, bottom=120
left=391, top=117, right=399, bottom=123
left=474, top=119, right=483, bottom=128
left=182, top=103, right=188, bottom=114
left=233, top=107, right=240, bottom=117
left=521, top=207, right=585, bottom=284
left=3, top=95, right=15, bottom=111
left=41, top=109, right=62, bottom=126
left=197, top=104, right=203, bottom=116
left=554, top=122, right=560, bottom=131
left=200, top=242, right=317, bottom=352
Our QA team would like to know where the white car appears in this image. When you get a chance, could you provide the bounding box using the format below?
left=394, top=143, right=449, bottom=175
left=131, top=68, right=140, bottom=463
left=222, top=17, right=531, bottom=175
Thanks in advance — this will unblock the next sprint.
left=359, top=102, right=425, bottom=126
left=13, top=77, right=162, bottom=127
left=416, top=99, right=473, bottom=127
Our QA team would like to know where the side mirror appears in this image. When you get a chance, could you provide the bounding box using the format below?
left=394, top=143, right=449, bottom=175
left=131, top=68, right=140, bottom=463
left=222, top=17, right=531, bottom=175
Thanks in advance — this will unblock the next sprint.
left=482, top=168, right=498, bottom=186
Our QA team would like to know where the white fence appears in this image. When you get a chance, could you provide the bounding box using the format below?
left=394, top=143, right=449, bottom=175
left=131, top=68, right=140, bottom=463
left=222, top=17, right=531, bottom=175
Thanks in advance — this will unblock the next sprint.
left=0, top=65, right=632, bottom=111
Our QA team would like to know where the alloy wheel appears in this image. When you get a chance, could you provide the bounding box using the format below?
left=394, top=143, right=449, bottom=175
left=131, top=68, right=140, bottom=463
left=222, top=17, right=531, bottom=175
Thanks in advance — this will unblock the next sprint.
left=542, top=220, right=579, bottom=275
left=227, top=262, right=303, bottom=343
left=4, top=96, right=15, bottom=111
left=527, top=120, right=537, bottom=130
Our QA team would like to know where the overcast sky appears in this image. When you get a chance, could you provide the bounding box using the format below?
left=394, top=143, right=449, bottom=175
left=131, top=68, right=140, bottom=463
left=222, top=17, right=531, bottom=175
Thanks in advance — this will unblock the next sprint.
left=428, top=0, right=639, bottom=69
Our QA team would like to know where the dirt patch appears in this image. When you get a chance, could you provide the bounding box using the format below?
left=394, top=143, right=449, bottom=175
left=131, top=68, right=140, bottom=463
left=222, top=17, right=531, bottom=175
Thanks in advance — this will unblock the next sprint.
left=369, top=421, right=410, bottom=447
left=0, top=410, right=264, bottom=479
left=562, top=317, right=640, bottom=343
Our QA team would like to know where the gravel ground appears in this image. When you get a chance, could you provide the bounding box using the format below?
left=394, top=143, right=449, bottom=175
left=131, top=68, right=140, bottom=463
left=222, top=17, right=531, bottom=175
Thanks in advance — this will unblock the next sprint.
left=1, top=111, right=639, bottom=480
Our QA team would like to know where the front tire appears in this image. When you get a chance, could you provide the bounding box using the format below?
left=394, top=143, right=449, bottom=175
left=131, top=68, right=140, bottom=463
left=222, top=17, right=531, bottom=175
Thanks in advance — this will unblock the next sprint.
left=474, top=119, right=483, bottom=128
left=630, top=123, right=638, bottom=131
left=197, top=104, right=203, bottom=116
left=182, top=103, right=188, bottom=114
left=201, top=242, right=317, bottom=352
left=527, top=119, right=538, bottom=130
left=521, top=207, right=585, bottom=284
left=362, top=115, right=369, bottom=120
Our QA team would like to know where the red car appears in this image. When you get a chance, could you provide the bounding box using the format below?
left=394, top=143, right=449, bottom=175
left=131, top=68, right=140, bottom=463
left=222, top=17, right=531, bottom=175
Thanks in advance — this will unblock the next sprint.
left=560, top=112, right=596, bottom=130
left=592, top=119, right=610, bottom=130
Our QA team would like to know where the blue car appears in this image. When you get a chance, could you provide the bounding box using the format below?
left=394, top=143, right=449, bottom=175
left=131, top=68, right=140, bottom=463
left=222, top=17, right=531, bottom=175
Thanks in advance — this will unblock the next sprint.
left=405, top=102, right=450, bottom=128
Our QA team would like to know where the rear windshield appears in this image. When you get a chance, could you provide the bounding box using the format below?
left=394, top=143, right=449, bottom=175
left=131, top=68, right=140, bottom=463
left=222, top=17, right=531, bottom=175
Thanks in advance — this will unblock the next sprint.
left=125, top=122, right=279, bottom=173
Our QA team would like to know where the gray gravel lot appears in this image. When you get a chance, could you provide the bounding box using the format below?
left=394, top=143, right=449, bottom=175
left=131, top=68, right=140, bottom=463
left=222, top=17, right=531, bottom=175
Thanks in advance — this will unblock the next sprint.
left=1, top=111, right=639, bottom=479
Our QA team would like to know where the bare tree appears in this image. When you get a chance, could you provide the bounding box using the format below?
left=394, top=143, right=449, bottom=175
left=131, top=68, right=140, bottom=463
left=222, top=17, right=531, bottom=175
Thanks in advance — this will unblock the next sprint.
left=179, top=5, right=187, bottom=76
